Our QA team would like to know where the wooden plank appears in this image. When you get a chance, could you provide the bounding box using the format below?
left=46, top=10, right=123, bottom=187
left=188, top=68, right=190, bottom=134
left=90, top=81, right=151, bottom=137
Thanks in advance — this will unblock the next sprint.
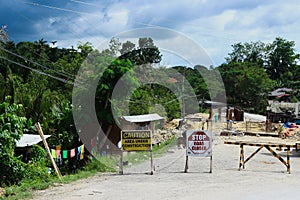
left=225, top=140, right=295, bottom=173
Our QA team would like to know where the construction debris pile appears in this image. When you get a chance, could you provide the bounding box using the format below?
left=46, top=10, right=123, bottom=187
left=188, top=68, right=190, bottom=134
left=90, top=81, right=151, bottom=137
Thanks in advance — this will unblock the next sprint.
left=152, top=111, right=300, bottom=146
left=153, top=113, right=207, bottom=145
left=276, top=122, right=300, bottom=139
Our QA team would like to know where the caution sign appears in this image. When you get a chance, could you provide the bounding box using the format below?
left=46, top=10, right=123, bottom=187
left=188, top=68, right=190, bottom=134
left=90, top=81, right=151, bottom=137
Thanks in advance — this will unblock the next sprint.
left=121, top=130, right=152, bottom=151
left=186, top=130, right=212, bottom=157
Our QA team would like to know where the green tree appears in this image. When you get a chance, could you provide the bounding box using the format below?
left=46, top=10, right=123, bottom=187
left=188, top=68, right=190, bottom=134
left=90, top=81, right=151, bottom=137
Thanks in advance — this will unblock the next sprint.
left=218, top=62, right=273, bottom=113
left=120, top=41, right=135, bottom=55
left=225, top=41, right=266, bottom=66
left=0, top=96, right=32, bottom=186
left=129, top=82, right=181, bottom=121
left=119, top=37, right=162, bottom=65
left=172, top=65, right=209, bottom=101
left=266, top=37, right=300, bottom=82
left=225, top=38, right=300, bottom=88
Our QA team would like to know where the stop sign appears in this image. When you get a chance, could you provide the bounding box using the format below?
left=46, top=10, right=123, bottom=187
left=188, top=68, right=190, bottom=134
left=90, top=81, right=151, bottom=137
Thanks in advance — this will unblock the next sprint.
left=186, top=130, right=212, bottom=157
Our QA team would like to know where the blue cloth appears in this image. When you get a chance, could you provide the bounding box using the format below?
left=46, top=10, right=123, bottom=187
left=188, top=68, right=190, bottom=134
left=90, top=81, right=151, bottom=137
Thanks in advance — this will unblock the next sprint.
left=77, top=146, right=81, bottom=160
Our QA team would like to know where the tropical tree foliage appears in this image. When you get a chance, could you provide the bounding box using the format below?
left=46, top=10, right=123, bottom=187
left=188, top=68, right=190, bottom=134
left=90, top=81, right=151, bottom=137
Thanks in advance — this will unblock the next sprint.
left=220, top=37, right=300, bottom=113
left=0, top=96, right=33, bottom=185
left=1, top=31, right=300, bottom=186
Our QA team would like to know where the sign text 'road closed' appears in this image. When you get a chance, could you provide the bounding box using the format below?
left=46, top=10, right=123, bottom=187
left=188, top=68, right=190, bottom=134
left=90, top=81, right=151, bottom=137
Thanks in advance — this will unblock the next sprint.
left=186, top=130, right=212, bottom=157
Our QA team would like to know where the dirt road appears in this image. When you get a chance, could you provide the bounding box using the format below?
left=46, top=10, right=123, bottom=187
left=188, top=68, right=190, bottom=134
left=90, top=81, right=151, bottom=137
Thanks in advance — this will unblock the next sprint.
left=33, top=136, right=300, bottom=200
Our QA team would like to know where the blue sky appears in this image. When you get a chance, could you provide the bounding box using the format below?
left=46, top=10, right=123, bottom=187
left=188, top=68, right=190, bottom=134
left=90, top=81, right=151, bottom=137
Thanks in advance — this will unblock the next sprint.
left=1, top=0, right=300, bottom=66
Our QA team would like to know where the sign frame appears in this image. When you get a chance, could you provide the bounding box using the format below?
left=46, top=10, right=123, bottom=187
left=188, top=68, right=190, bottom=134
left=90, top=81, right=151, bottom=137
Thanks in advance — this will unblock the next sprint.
left=184, top=130, right=213, bottom=173
left=186, top=130, right=212, bottom=157
left=119, top=130, right=154, bottom=175
left=121, top=130, right=152, bottom=151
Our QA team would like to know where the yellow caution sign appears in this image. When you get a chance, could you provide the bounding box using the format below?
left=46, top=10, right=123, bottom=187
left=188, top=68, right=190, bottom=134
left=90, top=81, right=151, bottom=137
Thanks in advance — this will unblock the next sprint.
left=121, top=130, right=152, bottom=151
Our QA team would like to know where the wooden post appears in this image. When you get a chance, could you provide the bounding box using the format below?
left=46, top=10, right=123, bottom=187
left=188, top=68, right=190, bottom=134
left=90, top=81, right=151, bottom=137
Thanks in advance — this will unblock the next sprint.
left=119, top=151, right=124, bottom=175
left=239, top=144, right=244, bottom=170
left=266, top=119, right=271, bottom=132
left=287, top=146, right=291, bottom=174
left=150, top=150, right=154, bottom=175
left=209, top=107, right=212, bottom=120
left=184, top=155, right=188, bottom=173
left=210, top=155, right=213, bottom=173
left=35, top=122, right=62, bottom=179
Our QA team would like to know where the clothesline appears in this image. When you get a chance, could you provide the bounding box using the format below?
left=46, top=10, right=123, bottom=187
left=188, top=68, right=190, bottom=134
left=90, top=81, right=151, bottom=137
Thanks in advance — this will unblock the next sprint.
left=50, top=144, right=85, bottom=160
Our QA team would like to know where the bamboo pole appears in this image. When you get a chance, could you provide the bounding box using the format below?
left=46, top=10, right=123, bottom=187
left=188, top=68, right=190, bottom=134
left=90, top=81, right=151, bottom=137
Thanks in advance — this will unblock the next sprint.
left=35, top=122, right=62, bottom=179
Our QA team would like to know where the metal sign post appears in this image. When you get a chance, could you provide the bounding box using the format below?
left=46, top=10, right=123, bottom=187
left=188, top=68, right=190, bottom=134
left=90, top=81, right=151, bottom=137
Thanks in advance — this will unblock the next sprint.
left=184, top=130, right=212, bottom=173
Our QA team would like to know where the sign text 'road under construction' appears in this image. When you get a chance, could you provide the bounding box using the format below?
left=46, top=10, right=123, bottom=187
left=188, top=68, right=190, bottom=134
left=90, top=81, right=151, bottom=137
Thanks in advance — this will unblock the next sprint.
left=121, top=130, right=152, bottom=151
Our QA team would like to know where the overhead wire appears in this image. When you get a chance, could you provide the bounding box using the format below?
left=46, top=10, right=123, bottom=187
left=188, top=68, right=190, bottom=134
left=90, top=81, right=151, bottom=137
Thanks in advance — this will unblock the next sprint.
left=22, top=1, right=103, bottom=17
left=0, top=46, right=76, bottom=81
left=13, top=0, right=107, bottom=47
left=0, top=55, right=73, bottom=85
left=7, top=0, right=235, bottom=87
left=69, top=0, right=104, bottom=8
left=6, top=0, right=112, bottom=86
left=18, top=0, right=239, bottom=50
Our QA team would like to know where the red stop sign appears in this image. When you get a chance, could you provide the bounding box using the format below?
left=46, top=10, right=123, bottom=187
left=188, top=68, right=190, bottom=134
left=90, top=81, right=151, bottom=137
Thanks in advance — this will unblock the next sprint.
left=187, top=131, right=211, bottom=156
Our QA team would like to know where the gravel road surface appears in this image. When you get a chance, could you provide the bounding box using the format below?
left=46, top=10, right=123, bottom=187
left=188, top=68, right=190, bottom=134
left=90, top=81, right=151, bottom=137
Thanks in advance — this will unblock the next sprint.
left=33, top=136, right=300, bottom=200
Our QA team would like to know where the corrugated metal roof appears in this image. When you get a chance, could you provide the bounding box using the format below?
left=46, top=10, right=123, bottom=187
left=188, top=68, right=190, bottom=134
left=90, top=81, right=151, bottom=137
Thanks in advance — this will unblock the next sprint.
left=269, top=88, right=293, bottom=97
left=122, top=113, right=164, bottom=123
left=202, top=100, right=226, bottom=106
left=16, top=134, right=51, bottom=147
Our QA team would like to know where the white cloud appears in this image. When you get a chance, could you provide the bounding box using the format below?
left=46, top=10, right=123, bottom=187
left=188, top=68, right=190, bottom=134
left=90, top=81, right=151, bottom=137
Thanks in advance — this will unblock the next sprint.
left=23, top=0, right=300, bottom=66
left=169, top=1, right=300, bottom=65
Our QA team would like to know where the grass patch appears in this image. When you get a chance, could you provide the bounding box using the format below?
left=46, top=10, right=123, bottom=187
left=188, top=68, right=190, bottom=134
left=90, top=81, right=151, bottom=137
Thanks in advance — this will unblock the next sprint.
left=122, top=136, right=178, bottom=167
left=2, top=136, right=178, bottom=200
left=2, top=157, right=117, bottom=200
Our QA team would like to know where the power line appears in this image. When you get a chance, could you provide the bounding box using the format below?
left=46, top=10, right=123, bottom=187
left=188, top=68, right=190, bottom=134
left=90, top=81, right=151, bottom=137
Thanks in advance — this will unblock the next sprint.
left=14, top=0, right=107, bottom=49
left=0, top=55, right=74, bottom=85
left=69, top=0, right=104, bottom=8
left=0, top=46, right=76, bottom=81
left=22, top=1, right=103, bottom=17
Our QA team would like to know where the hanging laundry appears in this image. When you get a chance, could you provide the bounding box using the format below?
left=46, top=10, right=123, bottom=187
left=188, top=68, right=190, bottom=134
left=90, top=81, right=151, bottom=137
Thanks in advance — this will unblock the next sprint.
left=80, top=144, right=85, bottom=160
left=56, top=145, right=61, bottom=150
left=56, top=150, right=61, bottom=158
left=57, top=153, right=63, bottom=165
left=77, top=146, right=82, bottom=160
left=70, top=148, right=76, bottom=158
left=51, top=149, right=57, bottom=159
left=91, top=137, right=96, bottom=147
left=62, top=150, right=68, bottom=159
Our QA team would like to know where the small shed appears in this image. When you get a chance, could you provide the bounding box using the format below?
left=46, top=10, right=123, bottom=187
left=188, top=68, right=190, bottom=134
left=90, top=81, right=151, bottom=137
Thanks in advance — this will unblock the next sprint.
left=121, top=113, right=164, bottom=132
left=15, top=134, right=51, bottom=162
left=16, top=134, right=51, bottom=147
left=94, top=114, right=165, bottom=155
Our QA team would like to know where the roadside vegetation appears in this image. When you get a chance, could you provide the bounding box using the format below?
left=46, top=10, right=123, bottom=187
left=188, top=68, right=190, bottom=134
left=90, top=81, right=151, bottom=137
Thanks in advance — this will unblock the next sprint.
left=2, top=136, right=177, bottom=200
left=1, top=25, right=300, bottom=198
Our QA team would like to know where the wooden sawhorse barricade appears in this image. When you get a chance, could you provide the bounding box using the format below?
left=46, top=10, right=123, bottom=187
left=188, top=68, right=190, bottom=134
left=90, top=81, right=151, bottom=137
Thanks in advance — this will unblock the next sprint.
left=224, top=141, right=300, bottom=173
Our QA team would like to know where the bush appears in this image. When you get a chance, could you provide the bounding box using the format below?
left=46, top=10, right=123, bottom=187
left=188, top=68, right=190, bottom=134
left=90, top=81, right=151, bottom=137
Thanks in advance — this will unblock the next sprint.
left=30, top=145, right=48, bottom=165
left=0, top=154, right=26, bottom=186
left=24, top=163, right=50, bottom=182
left=0, top=96, right=31, bottom=187
left=27, top=145, right=50, bottom=179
